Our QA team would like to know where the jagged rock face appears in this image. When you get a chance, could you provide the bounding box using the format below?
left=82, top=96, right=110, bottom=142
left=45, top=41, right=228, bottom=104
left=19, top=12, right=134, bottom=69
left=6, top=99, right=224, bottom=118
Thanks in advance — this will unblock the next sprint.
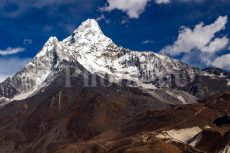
left=0, top=19, right=206, bottom=104
left=0, top=19, right=229, bottom=153
left=202, top=67, right=230, bottom=77
left=0, top=19, right=229, bottom=105
left=0, top=37, right=59, bottom=100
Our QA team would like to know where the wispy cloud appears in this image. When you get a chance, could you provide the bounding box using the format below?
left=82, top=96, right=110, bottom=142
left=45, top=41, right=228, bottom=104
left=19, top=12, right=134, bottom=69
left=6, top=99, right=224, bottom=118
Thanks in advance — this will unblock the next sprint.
left=0, top=47, right=25, bottom=56
left=155, top=0, right=171, bottom=4
left=156, top=0, right=205, bottom=4
left=142, top=40, right=155, bottom=44
left=96, top=14, right=111, bottom=24
left=23, top=38, right=32, bottom=45
left=0, top=0, right=76, bottom=9
left=0, top=0, right=96, bottom=17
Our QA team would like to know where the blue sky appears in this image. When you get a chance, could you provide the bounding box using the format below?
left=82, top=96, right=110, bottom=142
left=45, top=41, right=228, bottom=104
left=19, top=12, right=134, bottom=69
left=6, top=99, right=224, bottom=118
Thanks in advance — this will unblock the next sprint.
left=0, top=0, right=230, bottom=81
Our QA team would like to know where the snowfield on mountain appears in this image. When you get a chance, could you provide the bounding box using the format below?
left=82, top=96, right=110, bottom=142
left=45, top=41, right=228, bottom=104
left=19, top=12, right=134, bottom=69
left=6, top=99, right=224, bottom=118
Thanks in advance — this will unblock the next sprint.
left=0, top=19, right=229, bottom=106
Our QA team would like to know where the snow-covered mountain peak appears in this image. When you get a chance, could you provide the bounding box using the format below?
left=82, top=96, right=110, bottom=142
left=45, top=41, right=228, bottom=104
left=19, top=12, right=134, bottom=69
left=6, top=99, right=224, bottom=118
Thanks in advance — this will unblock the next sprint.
left=35, top=36, right=59, bottom=58
left=73, top=19, right=102, bottom=34
left=64, top=19, right=112, bottom=47
left=45, top=36, right=59, bottom=45
left=0, top=19, right=202, bottom=104
left=73, top=19, right=103, bottom=40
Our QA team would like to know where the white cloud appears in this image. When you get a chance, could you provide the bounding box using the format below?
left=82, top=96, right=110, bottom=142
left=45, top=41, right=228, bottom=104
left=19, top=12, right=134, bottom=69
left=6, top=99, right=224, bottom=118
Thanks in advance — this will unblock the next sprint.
left=96, top=14, right=111, bottom=24
left=0, top=0, right=96, bottom=17
left=101, top=0, right=208, bottom=19
left=160, top=16, right=228, bottom=56
left=0, top=47, right=25, bottom=56
left=176, top=0, right=205, bottom=2
left=160, top=16, right=230, bottom=70
left=155, top=0, right=171, bottom=4
left=181, top=51, right=214, bottom=68
left=0, top=0, right=76, bottom=9
left=211, top=53, right=230, bottom=70
left=102, top=0, right=151, bottom=19
left=23, top=39, right=33, bottom=45
left=154, top=0, right=205, bottom=5
left=201, top=37, right=229, bottom=53
left=142, top=40, right=155, bottom=44
left=96, top=14, right=106, bottom=22
left=0, top=58, right=31, bottom=83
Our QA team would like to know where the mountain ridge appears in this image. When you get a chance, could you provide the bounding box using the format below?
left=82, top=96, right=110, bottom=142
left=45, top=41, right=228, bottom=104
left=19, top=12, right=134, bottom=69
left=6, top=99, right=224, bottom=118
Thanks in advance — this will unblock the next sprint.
left=0, top=19, right=229, bottom=153
left=0, top=19, right=229, bottom=106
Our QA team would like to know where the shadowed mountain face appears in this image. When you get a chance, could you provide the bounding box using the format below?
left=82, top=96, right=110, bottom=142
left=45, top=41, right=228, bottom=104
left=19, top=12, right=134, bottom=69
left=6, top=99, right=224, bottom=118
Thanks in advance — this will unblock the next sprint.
left=0, top=85, right=229, bottom=153
left=0, top=19, right=229, bottom=153
left=214, top=115, right=230, bottom=126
